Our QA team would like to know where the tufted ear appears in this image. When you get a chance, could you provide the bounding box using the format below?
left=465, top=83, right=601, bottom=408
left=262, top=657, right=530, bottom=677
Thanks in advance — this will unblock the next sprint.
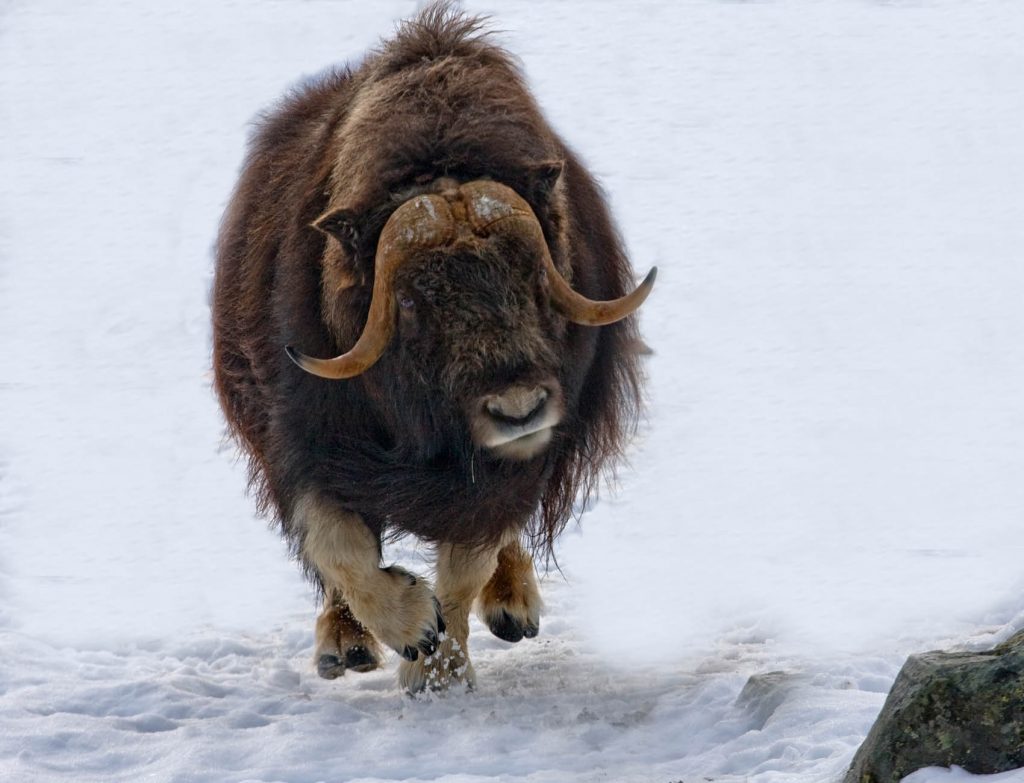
left=313, top=208, right=360, bottom=255
left=524, top=160, right=564, bottom=205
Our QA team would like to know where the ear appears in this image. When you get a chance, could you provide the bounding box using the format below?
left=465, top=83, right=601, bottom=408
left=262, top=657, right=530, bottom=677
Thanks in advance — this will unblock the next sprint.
left=525, top=160, right=564, bottom=204
left=313, top=208, right=360, bottom=253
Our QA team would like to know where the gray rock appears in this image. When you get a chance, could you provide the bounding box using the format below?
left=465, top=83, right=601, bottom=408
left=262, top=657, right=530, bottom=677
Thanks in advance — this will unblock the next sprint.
left=845, top=630, right=1024, bottom=783
left=735, top=670, right=807, bottom=731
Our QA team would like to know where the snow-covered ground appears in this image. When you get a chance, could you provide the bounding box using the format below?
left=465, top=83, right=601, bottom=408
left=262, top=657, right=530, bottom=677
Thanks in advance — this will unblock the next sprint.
left=2, top=1, right=1024, bottom=781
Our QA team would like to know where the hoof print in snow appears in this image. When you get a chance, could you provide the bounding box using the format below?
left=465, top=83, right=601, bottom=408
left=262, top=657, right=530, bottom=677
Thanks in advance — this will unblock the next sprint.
left=845, top=629, right=1024, bottom=782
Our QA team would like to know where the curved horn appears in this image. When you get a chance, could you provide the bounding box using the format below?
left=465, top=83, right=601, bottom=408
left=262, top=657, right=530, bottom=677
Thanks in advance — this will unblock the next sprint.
left=287, top=194, right=454, bottom=379
left=461, top=181, right=657, bottom=327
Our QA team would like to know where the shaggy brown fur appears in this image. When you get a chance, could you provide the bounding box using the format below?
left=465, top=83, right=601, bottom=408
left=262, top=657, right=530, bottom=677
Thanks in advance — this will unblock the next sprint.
left=213, top=4, right=644, bottom=578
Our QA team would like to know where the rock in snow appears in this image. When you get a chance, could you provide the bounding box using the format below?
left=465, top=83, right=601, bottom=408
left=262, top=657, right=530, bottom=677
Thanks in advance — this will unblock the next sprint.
left=846, top=631, right=1024, bottom=783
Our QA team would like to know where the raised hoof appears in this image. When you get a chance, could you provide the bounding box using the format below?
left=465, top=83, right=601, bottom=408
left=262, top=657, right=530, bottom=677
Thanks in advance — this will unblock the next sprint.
left=317, top=654, right=346, bottom=679
left=420, top=628, right=439, bottom=656
left=344, top=645, right=379, bottom=673
left=400, top=622, right=440, bottom=661
left=487, top=609, right=538, bottom=643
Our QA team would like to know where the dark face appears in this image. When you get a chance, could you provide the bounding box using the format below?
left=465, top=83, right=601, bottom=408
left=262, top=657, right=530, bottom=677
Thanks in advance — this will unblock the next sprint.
left=298, top=177, right=652, bottom=465
left=388, top=228, right=567, bottom=462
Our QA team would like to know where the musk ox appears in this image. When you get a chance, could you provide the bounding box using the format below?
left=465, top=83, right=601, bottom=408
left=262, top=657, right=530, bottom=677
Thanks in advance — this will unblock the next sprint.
left=212, top=4, right=655, bottom=692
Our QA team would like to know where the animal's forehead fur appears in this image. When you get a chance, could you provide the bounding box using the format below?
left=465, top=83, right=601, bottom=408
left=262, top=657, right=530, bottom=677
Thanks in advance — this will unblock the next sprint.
left=328, top=52, right=558, bottom=213
left=401, top=247, right=532, bottom=307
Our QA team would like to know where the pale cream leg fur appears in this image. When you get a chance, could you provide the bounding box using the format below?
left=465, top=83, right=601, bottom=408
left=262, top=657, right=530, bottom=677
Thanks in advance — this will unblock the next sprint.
left=313, top=588, right=383, bottom=679
left=297, top=494, right=441, bottom=662
left=476, top=538, right=543, bottom=642
left=399, top=540, right=503, bottom=693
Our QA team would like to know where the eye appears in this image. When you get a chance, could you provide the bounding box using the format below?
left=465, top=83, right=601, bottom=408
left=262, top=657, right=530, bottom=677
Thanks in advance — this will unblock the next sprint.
left=399, top=294, right=416, bottom=311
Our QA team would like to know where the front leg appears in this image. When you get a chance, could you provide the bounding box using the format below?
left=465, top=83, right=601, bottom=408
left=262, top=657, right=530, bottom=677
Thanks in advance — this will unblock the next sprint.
left=297, top=494, right=444, bottom=665
left=477, top=538, right=542, bottom=642
left=399, top=540, right=502, bottom=694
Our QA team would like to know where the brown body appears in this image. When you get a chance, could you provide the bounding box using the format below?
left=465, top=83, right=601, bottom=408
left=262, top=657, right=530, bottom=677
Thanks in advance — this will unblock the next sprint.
left=212, top=5, right=650, bottom=691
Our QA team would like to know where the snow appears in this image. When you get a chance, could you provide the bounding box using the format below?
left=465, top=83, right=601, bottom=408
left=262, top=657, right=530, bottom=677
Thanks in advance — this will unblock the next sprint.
left=2, top=1, right=1024, bottom=781
left=907, top=770, right=1024, bottom=783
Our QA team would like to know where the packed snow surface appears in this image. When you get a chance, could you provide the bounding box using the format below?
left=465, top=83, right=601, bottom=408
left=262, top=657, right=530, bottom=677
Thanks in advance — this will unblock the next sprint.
left=2, top=1, right=1024, bottom=781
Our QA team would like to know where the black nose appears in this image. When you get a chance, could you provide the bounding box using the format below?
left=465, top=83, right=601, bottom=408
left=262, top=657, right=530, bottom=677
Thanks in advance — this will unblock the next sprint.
left=484, top=386, right=549, bottom=426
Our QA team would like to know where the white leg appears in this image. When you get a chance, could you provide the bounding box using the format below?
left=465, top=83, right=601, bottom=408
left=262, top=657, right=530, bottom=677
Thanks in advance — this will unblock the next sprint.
left=399, top=540, right=503, bottom=693
left=297, top=494, right=443, bottom=663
